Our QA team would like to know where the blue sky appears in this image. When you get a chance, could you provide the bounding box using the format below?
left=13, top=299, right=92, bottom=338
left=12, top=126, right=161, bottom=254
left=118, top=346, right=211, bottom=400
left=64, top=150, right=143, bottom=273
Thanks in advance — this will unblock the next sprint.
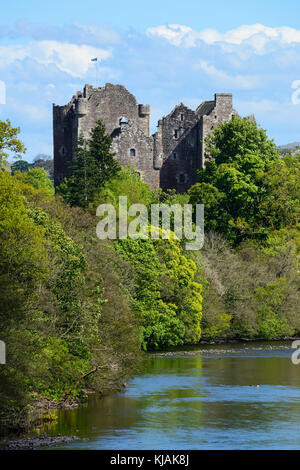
left=1, top=0, right=300, bottom=161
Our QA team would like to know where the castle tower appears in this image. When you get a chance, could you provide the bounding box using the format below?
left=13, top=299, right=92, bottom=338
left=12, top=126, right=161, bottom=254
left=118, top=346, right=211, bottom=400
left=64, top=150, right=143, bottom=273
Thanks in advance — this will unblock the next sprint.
left=197, top=93, right=236, bottom=167
left=53, top=83, right=159, bottom=190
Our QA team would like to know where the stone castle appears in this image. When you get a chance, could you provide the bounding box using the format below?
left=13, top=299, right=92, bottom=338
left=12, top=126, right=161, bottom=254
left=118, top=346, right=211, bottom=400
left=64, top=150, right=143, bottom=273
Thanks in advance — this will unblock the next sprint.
left=53, top=83, right=250, bottom=192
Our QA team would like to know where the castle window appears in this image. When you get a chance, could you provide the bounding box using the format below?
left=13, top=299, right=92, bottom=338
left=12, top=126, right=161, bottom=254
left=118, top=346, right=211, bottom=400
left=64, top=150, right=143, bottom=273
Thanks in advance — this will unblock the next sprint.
left=180, top=114, right=184, bottom=121
left=59, top=145, right=66, bottom=157
left=178, top=173, right=187, bottom=184
left=174, top=129, right=179, bottom=139
left=120, top=116, right=128, bottom=132
left=171, top=152, right=177, bottom=160
left=130, top=148, right=136, bottom=157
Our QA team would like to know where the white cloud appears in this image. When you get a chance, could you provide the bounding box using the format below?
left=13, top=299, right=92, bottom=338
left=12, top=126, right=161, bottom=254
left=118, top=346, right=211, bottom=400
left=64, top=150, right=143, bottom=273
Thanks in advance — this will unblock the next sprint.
left=194, top=61, right=261, bottom=89
left=0, top=41, right=111, bottom=77
left=146, top=24, right=201, bottom=47
left=147, top=23, right=300, bottom=54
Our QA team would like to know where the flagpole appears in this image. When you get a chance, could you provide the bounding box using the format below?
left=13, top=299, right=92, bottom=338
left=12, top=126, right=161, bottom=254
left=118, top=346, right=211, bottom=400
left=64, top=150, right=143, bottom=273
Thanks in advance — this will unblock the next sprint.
left=91, top=58, right=99, bottom=87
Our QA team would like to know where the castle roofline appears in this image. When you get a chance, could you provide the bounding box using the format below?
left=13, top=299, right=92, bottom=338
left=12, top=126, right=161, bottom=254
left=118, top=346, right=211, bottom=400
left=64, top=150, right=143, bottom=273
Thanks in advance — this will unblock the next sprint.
left=196, top=100, right=214, bottom=116
left=214, top=93, right=232, bottom=97
left=162, top=102, right=194, bottom=121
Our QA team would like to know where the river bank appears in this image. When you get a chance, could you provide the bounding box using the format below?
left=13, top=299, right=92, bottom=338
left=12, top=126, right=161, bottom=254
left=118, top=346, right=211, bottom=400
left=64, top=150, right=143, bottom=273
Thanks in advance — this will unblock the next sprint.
left=1, top=340, right=299, bottom=450
left=0, top=381, right=129, bottom=443
left=0, top=434, right=80, bottom=450
left=38, top=341, right=299, bottom=450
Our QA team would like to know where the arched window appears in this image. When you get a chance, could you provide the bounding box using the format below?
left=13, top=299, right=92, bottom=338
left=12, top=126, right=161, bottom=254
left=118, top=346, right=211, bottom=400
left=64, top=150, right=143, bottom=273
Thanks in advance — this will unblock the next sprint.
left=130, top=148, right=136, bottom=157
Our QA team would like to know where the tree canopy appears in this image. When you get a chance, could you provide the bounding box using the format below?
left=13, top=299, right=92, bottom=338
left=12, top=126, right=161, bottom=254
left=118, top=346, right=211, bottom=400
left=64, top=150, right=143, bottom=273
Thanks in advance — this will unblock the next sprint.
left=189, top=117, right=290, bottom=243
left=58, top=120, right=120, bottom=208
left=0, top=119, right=26, bottom=167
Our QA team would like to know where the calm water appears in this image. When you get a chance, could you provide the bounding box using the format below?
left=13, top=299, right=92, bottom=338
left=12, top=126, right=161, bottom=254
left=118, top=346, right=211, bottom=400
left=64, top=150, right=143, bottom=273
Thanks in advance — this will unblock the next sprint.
left=41, top=342, right=300, bottom=449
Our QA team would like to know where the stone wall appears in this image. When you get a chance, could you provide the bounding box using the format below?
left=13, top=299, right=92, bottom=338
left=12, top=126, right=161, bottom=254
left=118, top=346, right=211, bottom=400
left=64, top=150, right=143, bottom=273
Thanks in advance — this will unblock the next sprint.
left=76, top=83, right=150, bottom=138
left=53, top=83, right=155, bottom=188
left=53, top=100, right=77, bottom=187
left=156, top=103, right=200, bottom=192
left=111, top=121, right=159, bottom=190
left=198, top=94, right=237, bottom=165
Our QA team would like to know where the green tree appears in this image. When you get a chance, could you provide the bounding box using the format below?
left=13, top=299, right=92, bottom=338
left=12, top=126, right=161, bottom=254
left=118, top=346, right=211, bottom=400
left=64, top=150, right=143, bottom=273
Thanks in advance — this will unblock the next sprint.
left=92, top=167, right=156, bottom=218
left=189, top=117, right=281, bottom=243
left=58, top=120, right=120, bottom=207
left=116, top=231, right=203, bottom=350
left=255, top=279, right=289, bottom=339
left=0, top=119, right=26, bottom=167
left=32, top=155, right=54, bottom=181
left=14, top=167, right=54, bottom=195
left=256, top=154, right=300, bottom=231
left=0, top=171, right=47, bottom=414
left=11, top=160, right=32, bottom=174
left=204, top=116, right=279, bottom=169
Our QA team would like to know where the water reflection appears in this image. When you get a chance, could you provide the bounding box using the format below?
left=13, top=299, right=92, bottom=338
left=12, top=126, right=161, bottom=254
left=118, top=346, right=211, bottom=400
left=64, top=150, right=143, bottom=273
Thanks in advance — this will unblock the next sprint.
left=40, top=343, right=300, bottom=450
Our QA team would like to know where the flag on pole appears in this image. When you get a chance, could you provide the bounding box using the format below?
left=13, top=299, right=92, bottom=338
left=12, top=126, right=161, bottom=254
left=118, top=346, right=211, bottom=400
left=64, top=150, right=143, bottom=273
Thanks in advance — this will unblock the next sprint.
left=91, top=58, right=100, bottom=85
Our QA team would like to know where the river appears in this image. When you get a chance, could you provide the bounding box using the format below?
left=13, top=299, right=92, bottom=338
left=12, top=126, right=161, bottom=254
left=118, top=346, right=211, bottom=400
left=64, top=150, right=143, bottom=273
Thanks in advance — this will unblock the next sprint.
left=40, top=342, right=300, bottom=450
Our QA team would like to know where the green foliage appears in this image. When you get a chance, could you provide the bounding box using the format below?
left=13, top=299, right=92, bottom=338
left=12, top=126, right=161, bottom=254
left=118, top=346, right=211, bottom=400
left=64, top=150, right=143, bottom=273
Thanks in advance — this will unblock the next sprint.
left=32, top=155, right=54, bottom=181
left=27, top=207, right=97, bottom=359
left=202, top=313, right=232, bottom=340
left=0, top=169, right=142, bottom=427
left=11, top=160, right=32, bottom=174
left=255, top=279, right=289, bottom=339
left=14, top=168, right=54, bottom=195
left=11, top=157, right=54, bottom=180
left=255, top=154, right=300, bottom=231
left=1, top=113, right=299, bottom=432
left=196, top=231, right=299, bottom=340
left=93, top=167, right=156, bottom=212
left=0, top=171, right=48, bottom=414
left=186, top=118, right=299, bottom=339
left=0, top=119, right=26, bottom=167
left=0, top=171, right=47, bottom=328
left=116, top=230, right=202, bottom=350
left=204, top=116, right=279, bottom=168
left=28, top=194, right=143, bottom=393
left=156, top=188, right=190, bottom=206
left=189, top=182, right=226, bottom=232
left=190, top=117, right=282, bottom=243
left=58, top=120, right=120, bottom=207
left=261, top=227, right=300, bottom=262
